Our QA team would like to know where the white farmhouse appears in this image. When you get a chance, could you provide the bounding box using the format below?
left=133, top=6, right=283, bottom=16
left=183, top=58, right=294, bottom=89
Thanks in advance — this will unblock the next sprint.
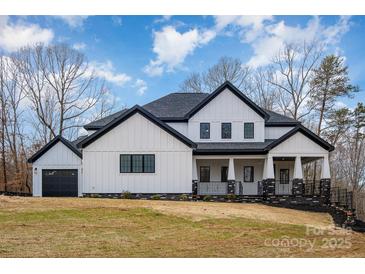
left=28, top=82, right=334, bottom=200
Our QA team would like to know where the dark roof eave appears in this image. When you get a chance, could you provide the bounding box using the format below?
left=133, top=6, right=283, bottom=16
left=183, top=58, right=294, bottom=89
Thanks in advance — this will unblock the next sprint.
left=27, top=136, right=82, bottom=163
left=265, top=122, right=301, bottom=127
left=193, top=149, right=268, bottom=155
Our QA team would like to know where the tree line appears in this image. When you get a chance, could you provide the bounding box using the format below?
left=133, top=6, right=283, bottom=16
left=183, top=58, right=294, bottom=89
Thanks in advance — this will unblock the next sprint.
left=0, top=44, right=116, bottom=192
left=180, top=42, right=365, bottom=193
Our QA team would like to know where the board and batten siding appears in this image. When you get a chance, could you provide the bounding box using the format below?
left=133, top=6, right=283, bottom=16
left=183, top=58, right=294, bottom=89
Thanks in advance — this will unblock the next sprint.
left=83, top=112, right=193, bottom=194
left=166, top=122, right=188, bottom=136
left=32, top=141, right=82, bottom=196
left=188, top=88, right=265, bottom=142
left=269, top=132, right=328, bottom=156
left=265, top=127, right=294, bottom=140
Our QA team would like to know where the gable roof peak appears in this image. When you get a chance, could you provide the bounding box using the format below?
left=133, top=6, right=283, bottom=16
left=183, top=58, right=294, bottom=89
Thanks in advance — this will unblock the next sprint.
left=185, top=81, right=268, bottom=120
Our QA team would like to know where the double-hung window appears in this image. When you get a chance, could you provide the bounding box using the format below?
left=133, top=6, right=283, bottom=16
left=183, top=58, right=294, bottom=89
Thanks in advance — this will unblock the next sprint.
left=200, top=123, right=210, bottom=139
left=221, top=123, right=232, bottom=139
left=244, top=123, right=254, bottom=139
left=120, top=154, right=155, bottom=173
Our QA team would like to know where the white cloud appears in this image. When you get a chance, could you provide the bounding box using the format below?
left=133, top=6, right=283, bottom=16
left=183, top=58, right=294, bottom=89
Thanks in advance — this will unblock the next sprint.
left=57, top=16, right=88, bottom=28
left=246, top=16, right=351, bottom=68
left=214, top=15, right=273, bottom=42
left=144, top=26, right=216, bottom=76
left=73, top=42, right=86, bottom=50
left=0, top=16, right=54, bottom=52
left=87, top=60, right=131, bottom=87
left=133, top=79, right=148, bottom=95
left=154, top=16, right=172, bottom=24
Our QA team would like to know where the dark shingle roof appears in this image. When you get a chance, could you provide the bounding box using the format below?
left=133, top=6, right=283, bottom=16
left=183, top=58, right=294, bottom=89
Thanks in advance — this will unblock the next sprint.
left=194, top=140, right=275, bottom=155
left=84, top=109, right=129, bottom=130
left=83, top=92, right=299, bottom=130
left=143, top=92, right=209, bottom=119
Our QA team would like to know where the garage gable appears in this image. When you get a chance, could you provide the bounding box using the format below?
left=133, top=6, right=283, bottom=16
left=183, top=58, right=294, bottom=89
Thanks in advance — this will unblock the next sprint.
left=28, top=136, right=82, bottom=166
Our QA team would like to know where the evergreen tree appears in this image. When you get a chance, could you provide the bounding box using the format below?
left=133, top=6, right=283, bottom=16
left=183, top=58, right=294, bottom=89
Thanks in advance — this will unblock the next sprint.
left=309, top=55, right=358, bottom=136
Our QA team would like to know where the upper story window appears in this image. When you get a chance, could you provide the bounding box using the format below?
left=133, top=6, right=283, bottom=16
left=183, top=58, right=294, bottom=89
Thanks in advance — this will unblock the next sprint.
left=221, top=123, right=232, bottom=139
left=200, top=123, right=210, bottom=139
left=120, top=154, right=155, bottom=173
left=244, top=123, right=254, bottom=139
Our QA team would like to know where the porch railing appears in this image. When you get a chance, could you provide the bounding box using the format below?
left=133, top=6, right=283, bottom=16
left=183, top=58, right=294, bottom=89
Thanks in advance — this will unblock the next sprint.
left=275, top=181, right=292, bottom=195
left=303, top=180, right=321, bottom=196
left=197, top=182, right=228, bottom=195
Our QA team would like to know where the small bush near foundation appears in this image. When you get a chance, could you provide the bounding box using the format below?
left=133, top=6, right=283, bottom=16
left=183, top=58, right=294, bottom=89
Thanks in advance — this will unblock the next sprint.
left=225, top=194, right=236, bottom=200
left=203, top=195, right=212, bottom=202
left=179, top=194, right=189, bottom=201
left=121, top=191, right=132, bottom=199
left=151, top=194, right=161, bottom=200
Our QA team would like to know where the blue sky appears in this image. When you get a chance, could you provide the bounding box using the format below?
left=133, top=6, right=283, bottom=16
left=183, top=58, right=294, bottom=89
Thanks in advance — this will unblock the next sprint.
left=0, top=15, right=364, bottom=110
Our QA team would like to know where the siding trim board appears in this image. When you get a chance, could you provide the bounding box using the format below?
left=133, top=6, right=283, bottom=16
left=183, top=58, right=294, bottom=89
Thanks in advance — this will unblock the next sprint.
left=79, top=105, right=197, bottom=149
left=28, top=135, right=82, bottom=163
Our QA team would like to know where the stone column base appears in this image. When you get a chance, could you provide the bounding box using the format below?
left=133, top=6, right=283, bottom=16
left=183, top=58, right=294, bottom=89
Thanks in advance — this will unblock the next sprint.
left=227, top=180, right=235, bottom=194
left=262, top=179, right=276, bottom=196
left=292, top=178, right=304, bottom=196
left=320, top=178, right=331, bottom=205
left=192, top=180, right=198, bottom=195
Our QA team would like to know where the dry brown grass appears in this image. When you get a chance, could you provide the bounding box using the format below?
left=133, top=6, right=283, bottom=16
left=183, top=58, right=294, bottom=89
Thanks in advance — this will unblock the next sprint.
left=0, top=196, right=365, bottom=257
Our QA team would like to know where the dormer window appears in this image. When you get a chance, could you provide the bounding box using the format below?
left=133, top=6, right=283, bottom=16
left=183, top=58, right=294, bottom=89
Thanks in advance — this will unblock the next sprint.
left=200, top=123, right=210, bottom=139
left=221, top=123, right=232, bottom=139
left=244, top=123, right=254, bottom=139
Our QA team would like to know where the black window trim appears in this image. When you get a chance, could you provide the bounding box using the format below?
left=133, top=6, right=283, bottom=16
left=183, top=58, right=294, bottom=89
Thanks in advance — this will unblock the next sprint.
left=120, top=154, right=155, bottom=173
left=221, top=122, right=232, bottom=139
left=200, top=166, right=210, bottom=182
left=244, top=122, right=254, bottom=139
left=200, top=122, right=210, bottom=139
left=243, top=166, right=254, bottom=182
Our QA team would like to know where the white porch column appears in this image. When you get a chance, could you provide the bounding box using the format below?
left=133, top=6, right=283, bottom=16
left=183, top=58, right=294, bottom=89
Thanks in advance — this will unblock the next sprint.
left=228, top=157, right=235, bottom=181
left=192, top=157, right=198, bottom=181
left=266, top=155, right=275, bottom=179
left=293, top=156, right=303, bottom=179
left=262, top=158, right=267, bottom=179
left=321, top=155, right=331, bottom=179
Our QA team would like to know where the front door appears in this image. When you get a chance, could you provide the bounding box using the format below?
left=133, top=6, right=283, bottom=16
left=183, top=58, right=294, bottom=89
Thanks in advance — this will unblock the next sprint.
left=277, top=169, right=290, bottom=195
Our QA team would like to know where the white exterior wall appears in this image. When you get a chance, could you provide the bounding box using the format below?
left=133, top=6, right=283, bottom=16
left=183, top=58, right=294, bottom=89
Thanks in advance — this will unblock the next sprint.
left=270, top=132, right=328, bottom=157
left=83, top=113, right=193, bottom=194
left=188, top=88, right=265, bottom=142
left=166, top=122, right=188, bottom=136
left=265, top=126, right=294, bottom=139
left=32, top=142, right=82, bottom=197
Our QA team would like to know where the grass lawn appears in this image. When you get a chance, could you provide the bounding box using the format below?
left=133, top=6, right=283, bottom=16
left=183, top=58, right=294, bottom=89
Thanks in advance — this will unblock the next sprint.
left=0, top=196, right=364, bottom=257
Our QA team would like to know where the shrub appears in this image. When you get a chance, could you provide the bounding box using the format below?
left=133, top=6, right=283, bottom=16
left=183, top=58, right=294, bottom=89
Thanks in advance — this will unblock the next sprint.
left=179, top=194, right=189, bottom=201
left=121, top=191, right=132, bottom=199
left=203, top=195, right=212, bottom=202
left=151, top=194, right=161, bottom=200
left=225, top=194, right=236, bottom=200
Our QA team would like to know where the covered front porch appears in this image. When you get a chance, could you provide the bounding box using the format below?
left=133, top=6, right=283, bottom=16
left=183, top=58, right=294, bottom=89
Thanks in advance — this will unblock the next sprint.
left=192, top=154, right=331, bottom=196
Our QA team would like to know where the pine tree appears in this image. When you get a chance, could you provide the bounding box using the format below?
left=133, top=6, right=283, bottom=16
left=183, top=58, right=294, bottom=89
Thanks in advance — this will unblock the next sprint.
left=309, top=55, right=358, bottom=136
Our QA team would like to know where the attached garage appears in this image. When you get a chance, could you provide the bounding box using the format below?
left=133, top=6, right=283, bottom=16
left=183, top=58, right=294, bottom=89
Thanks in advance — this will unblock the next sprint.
left=28, top=136, right=82, bottom=197
left=42, top=169, right=78, bottom=197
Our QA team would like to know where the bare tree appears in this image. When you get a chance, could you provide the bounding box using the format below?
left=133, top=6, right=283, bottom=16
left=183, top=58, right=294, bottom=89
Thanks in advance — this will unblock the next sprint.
left=0, top=56, right=8, bottom=191
left=249, top=68, right=279, bottom=111
left=15, top=43, right=105, bottom=143
left=268, top=42, right=323, bottom=120
left=180, top=57, right=251, bottom=93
